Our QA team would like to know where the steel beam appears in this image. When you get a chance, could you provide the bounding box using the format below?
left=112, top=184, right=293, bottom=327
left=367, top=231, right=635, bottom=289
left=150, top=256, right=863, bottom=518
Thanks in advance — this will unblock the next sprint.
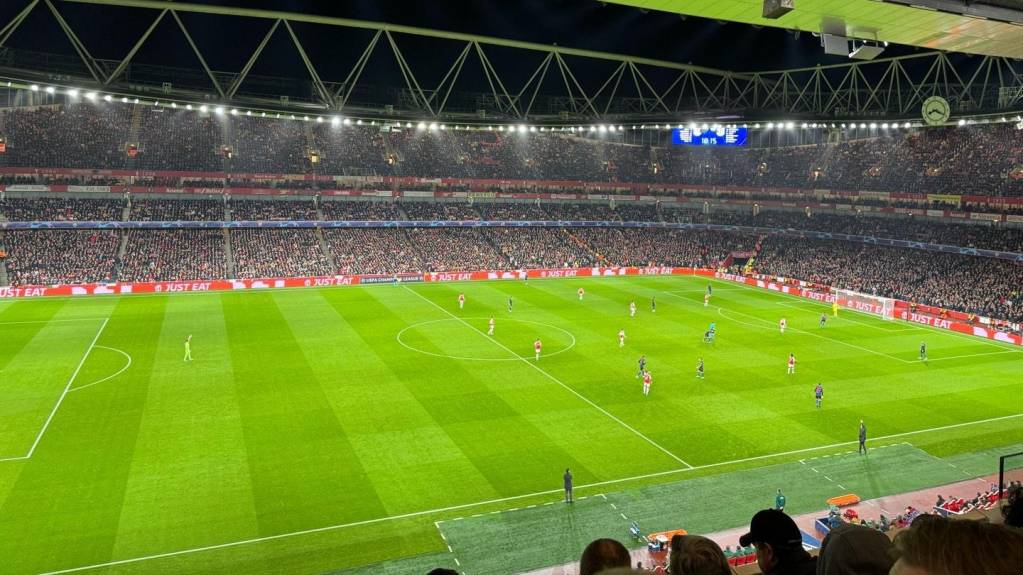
left=170, top=10, right=224, bottom=98
left=227, top=19, right=280, bottom=99
left=62, top=0, right=745, bottom=79
left=0, top=0, right=39, bottom=49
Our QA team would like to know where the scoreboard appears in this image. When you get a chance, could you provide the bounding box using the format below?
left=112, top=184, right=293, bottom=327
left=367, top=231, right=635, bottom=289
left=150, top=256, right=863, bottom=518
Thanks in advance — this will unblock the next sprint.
left=671, top=126, right=747, bottom=146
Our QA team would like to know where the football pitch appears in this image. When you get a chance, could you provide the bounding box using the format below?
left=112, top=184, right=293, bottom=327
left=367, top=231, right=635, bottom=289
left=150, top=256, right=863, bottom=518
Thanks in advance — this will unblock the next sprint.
left=0, top=275, right=1021, bottom=575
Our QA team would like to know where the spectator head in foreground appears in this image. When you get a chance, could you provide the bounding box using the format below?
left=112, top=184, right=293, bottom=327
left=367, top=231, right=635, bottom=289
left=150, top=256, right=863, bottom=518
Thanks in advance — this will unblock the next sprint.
left=426, top=569, right=458, bottom=575
left=890, top=514, right=1023, bottom=575
left=815, top=522, right=893, bottom=575
left=1004, top=483, right=1022, bottom=528
left=669, top=533, right=732, bottom=575
left=739, top=509, right=816, bottom=575
left=579, top=538, right=631, bottom=575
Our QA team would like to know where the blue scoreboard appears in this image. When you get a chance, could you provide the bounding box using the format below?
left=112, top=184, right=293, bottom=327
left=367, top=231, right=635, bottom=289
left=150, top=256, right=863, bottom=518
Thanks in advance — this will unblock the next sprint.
left=671, top=126, right=747, bottom=146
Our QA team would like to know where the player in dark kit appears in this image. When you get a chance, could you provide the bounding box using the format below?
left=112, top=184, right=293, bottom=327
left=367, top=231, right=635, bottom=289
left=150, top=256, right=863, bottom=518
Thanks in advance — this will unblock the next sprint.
left=819, top=313, right=827, bottom=328
left=696, top=357, right=705, bottom=379
left=508, top=297, right=513, bottom=313
left=919, top=341, right=927, bottom=362
left=636, top=355, right=646, bottom=379
left=814, top=383, right=824, bottom=408
left=651, top=297, right=656, bottom=313
left=858, top=420, right=868, bottom=454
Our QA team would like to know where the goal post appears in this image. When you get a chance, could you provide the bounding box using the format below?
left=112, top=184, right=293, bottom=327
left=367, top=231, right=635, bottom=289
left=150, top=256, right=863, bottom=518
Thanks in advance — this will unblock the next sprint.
left=832, top=288, right=897, bottom=320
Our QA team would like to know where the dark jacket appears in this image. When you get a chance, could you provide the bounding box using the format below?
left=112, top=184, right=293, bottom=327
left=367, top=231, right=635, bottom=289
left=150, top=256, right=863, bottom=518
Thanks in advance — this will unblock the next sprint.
left=769, top=550, right=817, bottom=575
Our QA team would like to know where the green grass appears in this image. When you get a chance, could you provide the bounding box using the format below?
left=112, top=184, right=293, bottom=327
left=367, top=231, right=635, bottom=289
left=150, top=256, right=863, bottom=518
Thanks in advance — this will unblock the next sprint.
left=0, top=275, right=1020, bottom=575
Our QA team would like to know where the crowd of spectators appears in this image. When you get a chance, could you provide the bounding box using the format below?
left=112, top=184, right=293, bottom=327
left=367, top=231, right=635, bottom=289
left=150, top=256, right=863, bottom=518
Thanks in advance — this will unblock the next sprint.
left=1, top=197, right=122, bottom=221
left=0, top=197, right=1020, bottom=324
left=407, top=228, right=507, bottom=272
left=228, top=199, right=318, bottom=221
left=489, top=227, right=593, bottom=269
left=117, top=230, right=227, bottom=281
left=5, top=104, right=1023, bottom=197
left=711, top=210, right=1023, bottom=253
left=231, top=229, right=333, bottom=278
left=323, top=229, right=423, bottom=275
left=320, top=200, right=403, bottom=221
left=2, top=230, right=118, bottom=284
left=129, top=198, right=226, bottom=221
left=754, top=237, right=1023, bottom=322
left=575, top=228, right=755, bottom=268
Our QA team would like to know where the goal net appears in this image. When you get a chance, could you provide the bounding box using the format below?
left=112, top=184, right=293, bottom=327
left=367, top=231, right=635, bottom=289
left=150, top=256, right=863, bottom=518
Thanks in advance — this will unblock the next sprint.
left=832, top=288, right=896, bottom=321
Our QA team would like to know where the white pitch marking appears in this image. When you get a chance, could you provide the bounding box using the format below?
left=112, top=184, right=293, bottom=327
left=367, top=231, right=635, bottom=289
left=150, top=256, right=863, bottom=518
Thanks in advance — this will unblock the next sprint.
left=39, top=411, right=1023, bottom=574
left=24, top=318, right=108, bottom=459
left=403, top=285, right=694, bottom=469
left=0, top=318, right=110, bottom=325
left=396, top=317, right=577, bottom=362
left=67, top=346, right=132, bottom=392
left=922, top=350, right=1019, bottom=362
left=706, top=276, right=1020, bottom=354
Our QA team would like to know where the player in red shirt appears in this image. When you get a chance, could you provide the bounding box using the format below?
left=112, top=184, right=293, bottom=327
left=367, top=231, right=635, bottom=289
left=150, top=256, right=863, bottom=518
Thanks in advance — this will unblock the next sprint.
left=534, top=338, right=542, bottom=360
left=618, top=329, right=626, bottom=348
left=642, top=371, right=652, bottom=396
left=787, top=353, right=797, bottom=375
left=779, top=317, right=787, bottom=334
left=704, top=293, right=711, bottom=307
left=458, top=292, right=465, bottom=309
left=578, top=287, right=585, bottom=301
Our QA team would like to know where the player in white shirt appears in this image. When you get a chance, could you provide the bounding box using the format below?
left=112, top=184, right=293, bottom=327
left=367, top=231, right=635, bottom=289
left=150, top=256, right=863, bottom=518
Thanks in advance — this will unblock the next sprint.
left=578, top=287, right=585, bottom=301
left=779, top=317, right=787, bottom=334
left=629, top=301, right=636, bottom=317
left=458, top=292, right=465, bottom=309
left=534, top=338, right=542, bottom=360
left=487, top=317, right=495, bottom=336
left=704, top=293, right=711, bottom=307
left=618, top=329, right=626, bottom=348
left=642, top=371, right=652, bottom=396
left=183, top=335, right=193, bottom=362
left=787, top=353, right=797, bottom=375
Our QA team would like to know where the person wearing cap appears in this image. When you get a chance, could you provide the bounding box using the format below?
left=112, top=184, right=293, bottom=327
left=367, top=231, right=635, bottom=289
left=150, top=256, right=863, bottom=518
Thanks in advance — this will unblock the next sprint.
left=816, top=522, right=893, bottom=575
left=739, top=509, right=816, bottom=575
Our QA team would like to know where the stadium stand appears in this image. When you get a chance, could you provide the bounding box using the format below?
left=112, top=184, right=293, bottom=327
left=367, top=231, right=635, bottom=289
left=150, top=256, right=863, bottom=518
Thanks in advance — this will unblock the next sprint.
left=3, top=230, right=119, bottom=285
left=117, top=230, right=227, bottom=281
left=231, top=229, right=334, bottom=278
left=2, top=104, right=1023, bottom=196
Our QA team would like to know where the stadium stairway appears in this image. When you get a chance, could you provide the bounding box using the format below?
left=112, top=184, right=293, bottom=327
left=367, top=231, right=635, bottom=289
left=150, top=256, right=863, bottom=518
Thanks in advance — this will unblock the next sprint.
left=224, top=229, right=237, bottom=277
left=115, top=201, right=131, bottom=265
left=562, top=229, right=606, bottom=264
left=315, top=228, right=338, bottom=271
left=128, top=103, right=143, bottom=145
left=0, top=239, right=8, bottom=287
left=742, top=235, right=766, bottom=274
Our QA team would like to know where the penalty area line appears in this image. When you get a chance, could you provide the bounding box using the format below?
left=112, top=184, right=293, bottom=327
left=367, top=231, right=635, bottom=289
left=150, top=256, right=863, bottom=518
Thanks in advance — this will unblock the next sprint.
left=37, top=411, right=1023, bottom=574
left=402, top=285, right=694, bottom=470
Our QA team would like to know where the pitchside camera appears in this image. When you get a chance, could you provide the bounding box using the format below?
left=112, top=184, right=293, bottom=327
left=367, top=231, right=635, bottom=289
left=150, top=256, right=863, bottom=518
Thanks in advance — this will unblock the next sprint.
left=763, top=0, right=794, bottom=19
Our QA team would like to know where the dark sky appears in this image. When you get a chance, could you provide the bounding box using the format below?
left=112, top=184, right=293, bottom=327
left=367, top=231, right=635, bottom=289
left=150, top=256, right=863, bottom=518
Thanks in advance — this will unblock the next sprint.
left=0, top=0, right=922, bottom=99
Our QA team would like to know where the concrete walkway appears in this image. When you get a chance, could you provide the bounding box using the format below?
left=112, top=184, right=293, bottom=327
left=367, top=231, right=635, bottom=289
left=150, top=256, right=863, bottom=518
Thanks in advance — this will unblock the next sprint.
left=521, top=471, right=1006, bottom=575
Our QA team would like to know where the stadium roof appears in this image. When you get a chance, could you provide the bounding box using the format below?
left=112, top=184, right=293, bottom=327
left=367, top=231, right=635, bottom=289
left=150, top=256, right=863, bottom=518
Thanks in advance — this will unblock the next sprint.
left=606, top=0, right=1023, bottom=59
left=0, top=1, right=1021, bottom=122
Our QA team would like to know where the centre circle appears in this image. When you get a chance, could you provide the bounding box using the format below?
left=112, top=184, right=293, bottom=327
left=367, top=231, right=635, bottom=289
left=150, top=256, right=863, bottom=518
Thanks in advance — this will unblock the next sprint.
left=396, top=317, right=576, bottom=362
